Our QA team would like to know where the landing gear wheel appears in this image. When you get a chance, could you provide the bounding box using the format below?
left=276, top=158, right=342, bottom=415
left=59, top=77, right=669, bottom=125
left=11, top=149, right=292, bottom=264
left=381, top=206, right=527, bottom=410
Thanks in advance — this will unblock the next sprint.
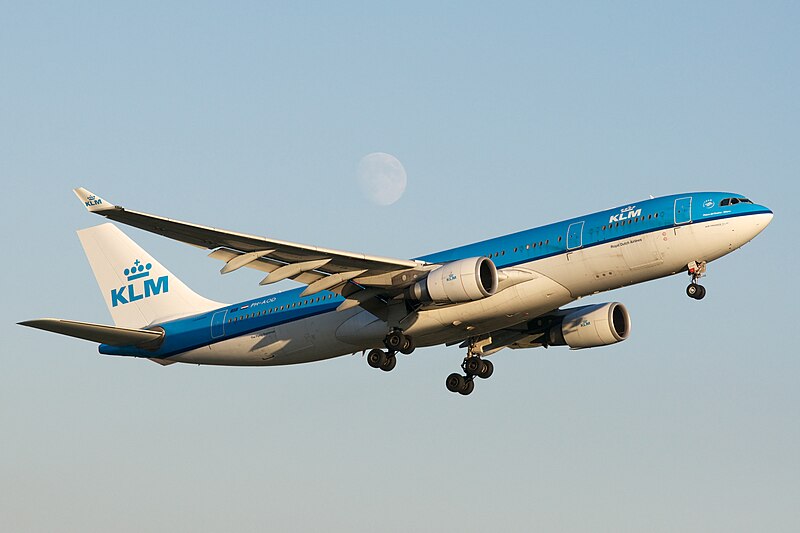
left=380, top=354, right=397, bottom=372
left=399, top=335, right=415, bottom=355
left=695, top=285, right=706, bottom=300
left=477, top=359, right=494, bottom=379
left=367, top=349, right=387, bottom=369
left=464, top=357, right=483, bottom=376
left=459, top=378, right=475, bottom=396
left=686, top=283, right=706, bottom=300
left=384, top=330, right=405, bottom=351
left=446, top=373, right=465, bottom=393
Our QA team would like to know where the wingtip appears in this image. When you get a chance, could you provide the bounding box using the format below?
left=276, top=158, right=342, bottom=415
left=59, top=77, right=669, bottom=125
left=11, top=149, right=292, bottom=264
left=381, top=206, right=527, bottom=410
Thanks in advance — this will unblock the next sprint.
left=73, top=187, right=112, bottom=212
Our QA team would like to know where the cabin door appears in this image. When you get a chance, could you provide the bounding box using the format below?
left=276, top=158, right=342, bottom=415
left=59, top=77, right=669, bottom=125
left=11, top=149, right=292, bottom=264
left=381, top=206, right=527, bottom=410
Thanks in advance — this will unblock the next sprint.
left=674, top=197, right=692, bottom=225
left=211, top=310, right=227, bottom=339
left=567, top=221, right=584, bottom=250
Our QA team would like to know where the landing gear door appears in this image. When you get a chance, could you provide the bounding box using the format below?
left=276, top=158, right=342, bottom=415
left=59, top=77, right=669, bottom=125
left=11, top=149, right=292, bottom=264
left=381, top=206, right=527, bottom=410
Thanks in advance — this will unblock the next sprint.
left=674, top=197, right=692, bottom=225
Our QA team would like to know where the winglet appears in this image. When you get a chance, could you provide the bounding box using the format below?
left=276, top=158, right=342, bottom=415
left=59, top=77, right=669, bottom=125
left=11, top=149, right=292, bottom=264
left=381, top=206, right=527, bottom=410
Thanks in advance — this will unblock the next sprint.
left=73, top=187, right=113, bottom=212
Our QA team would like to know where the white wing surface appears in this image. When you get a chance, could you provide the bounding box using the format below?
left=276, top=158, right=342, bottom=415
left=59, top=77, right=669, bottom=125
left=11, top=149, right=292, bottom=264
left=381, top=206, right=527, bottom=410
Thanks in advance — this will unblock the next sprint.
left=74, top=188, right=434, bottom=305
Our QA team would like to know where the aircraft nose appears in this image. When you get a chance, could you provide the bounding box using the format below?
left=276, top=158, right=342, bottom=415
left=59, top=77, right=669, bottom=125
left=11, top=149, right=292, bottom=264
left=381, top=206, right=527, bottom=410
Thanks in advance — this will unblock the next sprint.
left=761, top=205, right=773, bottom=224
left=748, top=209, right=773, bottom=238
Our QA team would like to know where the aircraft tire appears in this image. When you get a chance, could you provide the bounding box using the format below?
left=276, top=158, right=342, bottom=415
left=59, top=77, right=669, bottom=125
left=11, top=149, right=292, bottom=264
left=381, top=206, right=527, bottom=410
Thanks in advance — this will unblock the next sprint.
left=380, top=354, right=397, bottom=372
left=385, top=330, right=404, bottom=350
left=694, top=285, right=706, bottom=300
left=478, top=359, right=494, bottom=379
left=399, top=335, right=415, bottom=355
left=367, top=349, right=387, bottom=369
left=459, top=378, right=475, bottom=396
left=464, top=357, right=483, bottom=376
left=686, top=283, right=700, bottom=298
left=446, top=373, right=464, bottom=393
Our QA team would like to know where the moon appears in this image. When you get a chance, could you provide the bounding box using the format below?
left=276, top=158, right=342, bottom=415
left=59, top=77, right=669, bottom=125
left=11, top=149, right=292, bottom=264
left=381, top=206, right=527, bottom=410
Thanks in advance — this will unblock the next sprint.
left=357, top=152, right=407, bottom=205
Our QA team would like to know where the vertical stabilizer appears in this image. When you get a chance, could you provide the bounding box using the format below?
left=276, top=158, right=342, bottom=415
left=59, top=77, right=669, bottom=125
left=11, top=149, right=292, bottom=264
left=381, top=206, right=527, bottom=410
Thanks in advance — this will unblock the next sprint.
left=77, top=223, right=224, bottom=328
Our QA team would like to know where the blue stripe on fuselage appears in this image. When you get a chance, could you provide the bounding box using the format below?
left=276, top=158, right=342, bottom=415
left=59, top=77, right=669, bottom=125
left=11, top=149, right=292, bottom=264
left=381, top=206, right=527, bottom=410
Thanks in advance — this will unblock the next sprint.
left=416, top=191, right=770, bottom=267
left=101, top=191, right=770, bottom=360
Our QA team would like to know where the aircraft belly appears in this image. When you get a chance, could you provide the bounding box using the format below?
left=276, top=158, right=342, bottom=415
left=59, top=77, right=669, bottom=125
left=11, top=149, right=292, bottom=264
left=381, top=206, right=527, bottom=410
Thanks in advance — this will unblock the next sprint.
left=171, top=313, right=360, bottom=366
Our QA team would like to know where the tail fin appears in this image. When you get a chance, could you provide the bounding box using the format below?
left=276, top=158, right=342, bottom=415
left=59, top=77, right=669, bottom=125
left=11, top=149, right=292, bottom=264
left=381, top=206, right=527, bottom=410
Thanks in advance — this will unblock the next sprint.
left=78, top=223, right=223, bottom=328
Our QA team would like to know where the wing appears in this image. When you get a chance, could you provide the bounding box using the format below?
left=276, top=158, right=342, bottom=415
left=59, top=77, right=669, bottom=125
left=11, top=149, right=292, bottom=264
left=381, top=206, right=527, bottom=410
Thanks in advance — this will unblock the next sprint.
left=74, top=188, right=434, bottom=309
left=449, top=307, right=570, bottom=355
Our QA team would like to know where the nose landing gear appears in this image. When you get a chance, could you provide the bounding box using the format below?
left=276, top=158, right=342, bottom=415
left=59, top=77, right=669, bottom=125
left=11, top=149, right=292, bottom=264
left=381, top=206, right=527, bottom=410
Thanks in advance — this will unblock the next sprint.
left=686, top=261, right=707, bottom=300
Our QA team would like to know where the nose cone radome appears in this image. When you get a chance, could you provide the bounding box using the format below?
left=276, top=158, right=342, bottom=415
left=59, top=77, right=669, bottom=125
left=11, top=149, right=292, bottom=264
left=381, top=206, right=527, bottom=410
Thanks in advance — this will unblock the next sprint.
left=748, top=210, right=773, bottom=240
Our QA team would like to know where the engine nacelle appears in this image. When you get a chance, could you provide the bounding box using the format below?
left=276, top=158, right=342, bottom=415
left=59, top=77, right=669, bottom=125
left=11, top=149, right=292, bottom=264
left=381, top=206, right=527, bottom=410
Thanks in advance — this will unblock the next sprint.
left=409, top=257, right=498, bottom=304
left=547, top=302, right=631, bottom=349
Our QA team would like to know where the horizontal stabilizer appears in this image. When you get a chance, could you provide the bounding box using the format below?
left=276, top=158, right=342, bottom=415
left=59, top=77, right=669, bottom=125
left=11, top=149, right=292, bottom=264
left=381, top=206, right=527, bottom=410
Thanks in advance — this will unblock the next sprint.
left=19, top=318, right=164, bottom=348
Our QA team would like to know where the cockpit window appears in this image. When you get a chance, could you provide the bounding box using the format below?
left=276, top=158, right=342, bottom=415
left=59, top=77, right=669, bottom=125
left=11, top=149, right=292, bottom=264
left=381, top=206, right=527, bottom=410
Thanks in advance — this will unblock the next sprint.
left=720, top=197, right=754, bottom=206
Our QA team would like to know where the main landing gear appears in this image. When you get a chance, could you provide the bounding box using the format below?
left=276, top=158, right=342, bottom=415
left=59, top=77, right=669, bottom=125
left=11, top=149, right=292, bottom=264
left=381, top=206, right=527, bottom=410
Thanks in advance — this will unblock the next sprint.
left=686, top=260, right=707, bottom=300
left=366, top=329, right=415, bottom=373
left=445, top=341, right=494, bottom=396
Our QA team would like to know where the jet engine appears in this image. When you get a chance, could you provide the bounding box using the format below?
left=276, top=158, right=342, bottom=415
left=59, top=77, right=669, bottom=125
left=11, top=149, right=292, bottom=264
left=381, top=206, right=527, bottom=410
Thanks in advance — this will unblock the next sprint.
left=409, top=257, right=498, bottom=304
left=546, top=302, right=631, bottom=349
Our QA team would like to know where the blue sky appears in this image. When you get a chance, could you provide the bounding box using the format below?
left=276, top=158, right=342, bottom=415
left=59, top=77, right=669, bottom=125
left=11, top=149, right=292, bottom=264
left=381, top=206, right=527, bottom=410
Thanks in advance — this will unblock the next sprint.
left=2, top=2, right=798, bottom=531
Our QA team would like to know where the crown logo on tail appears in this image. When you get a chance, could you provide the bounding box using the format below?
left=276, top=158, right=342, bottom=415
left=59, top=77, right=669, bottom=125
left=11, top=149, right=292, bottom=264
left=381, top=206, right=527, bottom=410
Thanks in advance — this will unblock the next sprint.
left=124, top=259, right=152, bottom=281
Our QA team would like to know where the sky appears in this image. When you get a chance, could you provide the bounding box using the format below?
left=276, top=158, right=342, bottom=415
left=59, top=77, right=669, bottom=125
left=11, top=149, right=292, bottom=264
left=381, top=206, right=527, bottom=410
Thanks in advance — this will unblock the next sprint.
left=1, top=2, right=798, bottom=531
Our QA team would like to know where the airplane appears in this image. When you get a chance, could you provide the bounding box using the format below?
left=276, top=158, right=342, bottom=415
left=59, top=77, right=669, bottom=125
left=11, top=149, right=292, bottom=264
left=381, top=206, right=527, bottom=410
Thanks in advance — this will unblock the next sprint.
left=19, top=188, right=773, bottom=395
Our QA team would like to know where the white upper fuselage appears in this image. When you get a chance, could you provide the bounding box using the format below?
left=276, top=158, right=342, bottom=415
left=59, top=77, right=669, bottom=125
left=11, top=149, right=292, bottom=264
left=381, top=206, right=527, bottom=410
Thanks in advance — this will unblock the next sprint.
left=99, top=191, right=772, bottom=366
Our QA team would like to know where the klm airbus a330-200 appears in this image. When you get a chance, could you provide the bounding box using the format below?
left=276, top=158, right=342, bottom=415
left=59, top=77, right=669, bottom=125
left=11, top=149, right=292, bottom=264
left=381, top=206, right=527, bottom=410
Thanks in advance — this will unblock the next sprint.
left=20, top=189, right=772, bottom=395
